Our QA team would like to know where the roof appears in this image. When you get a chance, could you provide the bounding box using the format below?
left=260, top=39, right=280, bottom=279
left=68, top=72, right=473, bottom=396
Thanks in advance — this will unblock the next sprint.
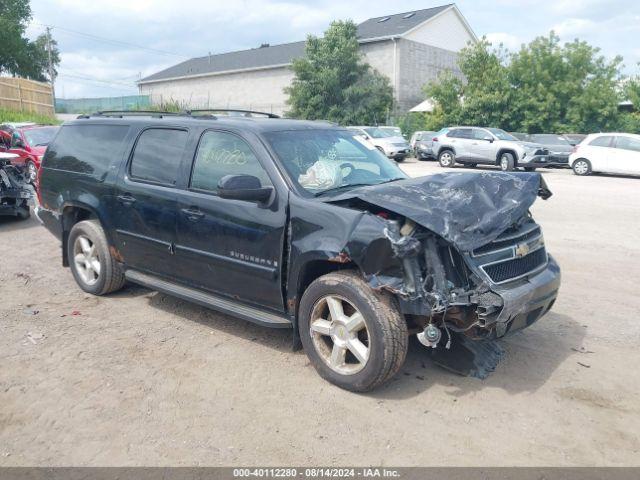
left=139, top=4, right=457, bottom=84
left=68, top=114, right=343, bottom=134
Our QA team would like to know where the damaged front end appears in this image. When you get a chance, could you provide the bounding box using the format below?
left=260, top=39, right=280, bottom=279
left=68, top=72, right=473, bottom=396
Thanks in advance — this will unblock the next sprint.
left=0, top=156, right=34, bottom=219
left=322, top=171, right=561, bottom=378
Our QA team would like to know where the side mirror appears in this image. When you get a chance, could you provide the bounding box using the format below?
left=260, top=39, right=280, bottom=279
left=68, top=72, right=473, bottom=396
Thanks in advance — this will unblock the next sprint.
left=484, top=136, right=494, bottom=143
left=217, top=174, right=273, bottom=203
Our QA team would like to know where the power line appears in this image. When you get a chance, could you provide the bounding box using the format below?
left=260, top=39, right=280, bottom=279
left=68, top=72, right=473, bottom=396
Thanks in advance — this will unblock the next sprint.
left=57, top=74, right=137, bottom=90
left=33, top=22, right=189, bottom=59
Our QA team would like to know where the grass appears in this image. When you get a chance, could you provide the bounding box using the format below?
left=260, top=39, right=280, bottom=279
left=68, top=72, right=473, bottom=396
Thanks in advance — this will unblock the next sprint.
left=0, top=108, right=61, bottom=125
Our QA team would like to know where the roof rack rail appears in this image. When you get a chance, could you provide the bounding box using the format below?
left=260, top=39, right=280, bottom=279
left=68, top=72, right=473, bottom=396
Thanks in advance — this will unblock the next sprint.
left=87, top=110, right=182, bottom=118
left=186, top=109, right=280, bottom=119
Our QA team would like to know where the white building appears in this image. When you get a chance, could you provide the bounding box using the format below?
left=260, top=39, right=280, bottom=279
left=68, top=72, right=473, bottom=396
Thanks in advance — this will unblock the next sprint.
left=138, top=4, right=476, bottom=115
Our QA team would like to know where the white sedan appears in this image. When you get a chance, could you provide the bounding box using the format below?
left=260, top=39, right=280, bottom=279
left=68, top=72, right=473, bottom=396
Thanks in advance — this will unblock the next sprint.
left=569, top=133, right=640, bottom=176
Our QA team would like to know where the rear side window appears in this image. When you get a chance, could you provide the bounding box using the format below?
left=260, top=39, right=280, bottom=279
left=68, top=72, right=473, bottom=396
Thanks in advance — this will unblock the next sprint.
left=589, top=136, right=613, bottom=147
left=615, top=136, right=640, bottom=153
left=44, top=124, right=129, bottom=177
left=190, top=130, right=271, bottom=192
left=130, top=128, right=188, bottom=186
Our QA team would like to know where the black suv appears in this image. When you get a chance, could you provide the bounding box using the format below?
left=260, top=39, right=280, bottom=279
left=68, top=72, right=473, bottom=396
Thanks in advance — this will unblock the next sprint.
left=37, top=110, right=561, bottom=391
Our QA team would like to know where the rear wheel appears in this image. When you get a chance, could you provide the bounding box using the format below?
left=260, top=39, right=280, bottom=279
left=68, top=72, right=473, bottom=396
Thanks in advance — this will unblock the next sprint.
left=68, top=220, right=126, bottom=295
left=299, top=271, right=408, bottom=392
left=438, top=150, right=455, bottom=168
left=572, top=158, right=591, bottom=176
left=500, top=153, right=515, bottom=171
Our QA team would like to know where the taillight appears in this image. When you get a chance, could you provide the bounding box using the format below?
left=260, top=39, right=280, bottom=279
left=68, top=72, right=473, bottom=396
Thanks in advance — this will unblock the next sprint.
left=571, top=145, right=579, bottom=154
left=433, top=137, right=438, bottom=142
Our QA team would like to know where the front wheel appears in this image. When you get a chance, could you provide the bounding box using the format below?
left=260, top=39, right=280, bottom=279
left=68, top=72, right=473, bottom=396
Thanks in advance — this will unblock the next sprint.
left=26, top=161, right=37, bottom=183
left=299, top=271, right=408, bottom=392
left=68, top=219, right=126, bottom=295
left=500, top=153, right=515, bottom=171
left=572, top=158, right=592, bottom=176
left=438, top=150, right=455, bottom=168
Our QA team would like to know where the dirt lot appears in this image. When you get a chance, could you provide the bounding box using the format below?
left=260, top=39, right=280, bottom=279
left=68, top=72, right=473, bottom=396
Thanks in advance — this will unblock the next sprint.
left=1, top=160, right=639, bottom=466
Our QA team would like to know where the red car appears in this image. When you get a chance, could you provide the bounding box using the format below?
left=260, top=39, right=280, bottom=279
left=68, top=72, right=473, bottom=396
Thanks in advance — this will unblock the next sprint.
left=0, top=123, right=60, bottom=182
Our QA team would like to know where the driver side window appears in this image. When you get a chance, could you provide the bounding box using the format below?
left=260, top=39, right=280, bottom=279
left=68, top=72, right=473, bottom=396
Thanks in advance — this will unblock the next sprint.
left=190, top=131, right=272, bottom=193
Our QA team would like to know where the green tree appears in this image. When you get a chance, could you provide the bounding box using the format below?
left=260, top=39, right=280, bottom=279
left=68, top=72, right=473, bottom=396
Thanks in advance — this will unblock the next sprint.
left=423, top=32, right=626, bottom=134
left=0, top=0, right=60, bottom=82
left=285, top=20, right=393, bottom=125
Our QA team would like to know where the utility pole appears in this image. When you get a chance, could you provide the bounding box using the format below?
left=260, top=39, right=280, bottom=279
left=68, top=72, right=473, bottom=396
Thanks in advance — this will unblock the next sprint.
left=46, top=27, right=56, bottom=107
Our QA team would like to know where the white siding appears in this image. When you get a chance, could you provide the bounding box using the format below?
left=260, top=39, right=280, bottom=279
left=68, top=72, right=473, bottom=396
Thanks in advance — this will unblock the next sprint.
left=404, top=8, right=474, bottom=52
left=139, top=66, right=295, bottom=116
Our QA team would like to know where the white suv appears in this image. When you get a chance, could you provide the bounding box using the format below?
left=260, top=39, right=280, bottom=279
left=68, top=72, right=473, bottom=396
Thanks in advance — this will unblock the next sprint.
left=433, top=127, right=552, bottom=171
left=569, top=133, right=640, bottom=176
left=348, top=126, right=411, bottom=162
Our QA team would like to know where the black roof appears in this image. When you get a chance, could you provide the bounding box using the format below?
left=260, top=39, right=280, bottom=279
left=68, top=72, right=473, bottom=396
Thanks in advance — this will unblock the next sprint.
left=140, top=4, right=454, bottom=83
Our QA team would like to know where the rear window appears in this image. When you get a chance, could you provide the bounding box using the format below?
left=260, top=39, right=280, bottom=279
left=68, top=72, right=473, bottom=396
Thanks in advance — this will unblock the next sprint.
left=129, top=128, right=188, bottom=186
left=43, top=124, right=129, bottom=177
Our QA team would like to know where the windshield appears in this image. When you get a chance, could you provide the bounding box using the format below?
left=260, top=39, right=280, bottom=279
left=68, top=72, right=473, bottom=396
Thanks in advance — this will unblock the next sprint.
left=364, top=127, right=396, bottom=139
left=265, top=129, right=407, bottom=195
left=531, top=134, right=571, bottom=146
left=22, top=126, right=59, bottom=147
left=380, top=127, right=402, bottom=137
left=487, top=128, right=517, bottom=141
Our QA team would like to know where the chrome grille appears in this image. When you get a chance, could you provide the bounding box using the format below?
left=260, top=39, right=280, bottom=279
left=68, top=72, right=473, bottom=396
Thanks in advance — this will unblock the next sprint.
left=483, top=248, right=547, bottom=283
left=468, top=222, right=548, bottom=284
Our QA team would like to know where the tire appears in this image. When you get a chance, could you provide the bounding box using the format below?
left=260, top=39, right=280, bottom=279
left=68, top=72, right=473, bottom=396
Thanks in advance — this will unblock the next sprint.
left=299, top=271, right=409, bottom=392
left=500, top=152, right=515, bottom=171
left=438, top=150, right=455, bottom=168
left=26, top=161, right=37, bottom=183
left=524, top=167, right=536, bottom=172
left=467, top=163, right=477, bottom=168
left=67, top=219, right=125, bottom=295
left=394, top=156, right=405, bottom=163
left=16, top=201, right=30, bottom=220
left=572, top=158, right=592, bottom=176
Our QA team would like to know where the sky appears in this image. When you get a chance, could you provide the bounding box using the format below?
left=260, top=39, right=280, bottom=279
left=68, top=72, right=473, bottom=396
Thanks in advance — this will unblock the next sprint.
left=25, top=0, right=640, bottom=99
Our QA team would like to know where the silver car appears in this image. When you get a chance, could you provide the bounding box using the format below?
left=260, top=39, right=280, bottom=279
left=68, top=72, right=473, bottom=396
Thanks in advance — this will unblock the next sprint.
left=433, top=127, right=551, bottom=171
left=348, top=126, right=411, bottom=162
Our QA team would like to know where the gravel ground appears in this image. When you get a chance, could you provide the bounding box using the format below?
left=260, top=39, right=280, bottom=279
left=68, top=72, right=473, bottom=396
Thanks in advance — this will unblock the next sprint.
left=1, top=160, right=639, bottom=466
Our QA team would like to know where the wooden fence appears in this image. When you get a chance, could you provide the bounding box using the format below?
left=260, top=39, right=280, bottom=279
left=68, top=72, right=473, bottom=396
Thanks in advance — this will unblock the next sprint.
left=0, top=77, right=55, bottom=116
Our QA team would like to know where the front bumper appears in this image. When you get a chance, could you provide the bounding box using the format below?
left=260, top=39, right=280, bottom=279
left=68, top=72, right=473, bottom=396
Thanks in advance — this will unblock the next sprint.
left=491, top=254, right=561, bottom=337
left=521, top=154, right=566, bottom=168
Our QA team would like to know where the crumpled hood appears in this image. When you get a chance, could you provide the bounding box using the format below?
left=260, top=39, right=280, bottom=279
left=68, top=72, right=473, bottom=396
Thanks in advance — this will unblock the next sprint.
left=325, top=171, right=552, bottom=252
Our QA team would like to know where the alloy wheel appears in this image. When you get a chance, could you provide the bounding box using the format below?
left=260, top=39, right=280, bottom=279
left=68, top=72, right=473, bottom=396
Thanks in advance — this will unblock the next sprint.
left=309, top=295, right=370, bottom=375
left=27, top=162, right=37, bottom=182
left=440, top=152, right=453, bottom=167
left=73, top=235, right=101, bottom=286
left=574, top=160, right=589, bottom=175
left=500, top=157, right=509, bottom=171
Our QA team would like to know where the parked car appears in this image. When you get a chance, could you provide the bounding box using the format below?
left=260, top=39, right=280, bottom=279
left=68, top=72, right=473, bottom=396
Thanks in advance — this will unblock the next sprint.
left=528, top=134, right=572, bottom=167
left=509, top=132, right=531, bottom=142
left=37, top=111, right=560, bottom=391
left=569, top=133, right=640, bottom=176
left=414, top=128, right=447, bottom=160
left=0, top=152, right=32, bottom=219
left=347, top=126, right=411, bottom=162
left=0, top=123, right=60, bottom=182
left=378, top=126, right=404, bottom=138
left=433, top=127, right=553, bottom=171
left=409, top=131, right=430, bottom=150
left=562, top=133, right=587, bottom=146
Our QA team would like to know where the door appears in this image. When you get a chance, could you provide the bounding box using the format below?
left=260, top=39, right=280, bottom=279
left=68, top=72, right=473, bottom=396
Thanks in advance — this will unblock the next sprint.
left=611, top=136, right=640, bottom=175
left=448, top=128, right=474, bottom=161
left=174, top=129, right=287, bottom=311
left=471, top=128, right=497, bottom=163
left=112, top=127, right=189, bottom=278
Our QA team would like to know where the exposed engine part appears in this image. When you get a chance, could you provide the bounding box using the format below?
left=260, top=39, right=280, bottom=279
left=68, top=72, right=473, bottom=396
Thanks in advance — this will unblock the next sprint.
left=417, top=324, right=441, bottom=348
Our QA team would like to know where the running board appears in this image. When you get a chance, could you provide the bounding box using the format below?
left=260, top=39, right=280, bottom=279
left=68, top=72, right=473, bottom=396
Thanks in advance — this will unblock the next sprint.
left=125, top=270, right=292, bottom=329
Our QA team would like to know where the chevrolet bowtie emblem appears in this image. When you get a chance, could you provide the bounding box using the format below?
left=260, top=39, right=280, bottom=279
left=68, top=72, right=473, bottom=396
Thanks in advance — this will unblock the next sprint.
left=514, top=242, right=530, bottom=258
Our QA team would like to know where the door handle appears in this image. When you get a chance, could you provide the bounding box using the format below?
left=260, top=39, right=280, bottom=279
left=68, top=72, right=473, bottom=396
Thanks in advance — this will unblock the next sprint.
left=181, top=207, right=204, bottom=221
left=117, top=193, right=136, bottom=205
